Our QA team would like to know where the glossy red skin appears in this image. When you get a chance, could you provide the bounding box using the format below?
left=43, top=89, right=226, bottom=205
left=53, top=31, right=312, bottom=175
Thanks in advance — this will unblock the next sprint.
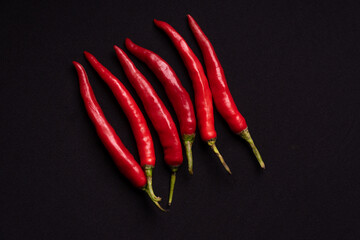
left=125, top=38, right=196, bottom=137
left=73, top=61, right=147, bottom=188
left=83, top=52, right=156, bottom=167
left=154, top=19, right=216, bottom=142
left=114, top=46, right=183, bottom=167
left=187, top=15, right=247, bottom=133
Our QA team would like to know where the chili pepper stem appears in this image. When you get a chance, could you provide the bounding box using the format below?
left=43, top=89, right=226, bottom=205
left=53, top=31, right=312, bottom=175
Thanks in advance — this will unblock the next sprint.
left=142, top=166, right=167, bottom=212
left=168, top=167, right=178, bottom=206
left=183, top=134, right=195, bottom=175
left=143, top=166, right=161, bottom=202
left=239, top=128, right=265, bottom=169
left=142, top=188, right=167, bottom=212
left=207, top=139, right=232, bottom=174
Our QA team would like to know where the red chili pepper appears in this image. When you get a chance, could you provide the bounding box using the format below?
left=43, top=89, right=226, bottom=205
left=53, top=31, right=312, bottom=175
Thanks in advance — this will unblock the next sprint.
left=81, top=54, right=166, bottom=211
left=125, top=38, right=196, bottom=175
left=154, top=19, right=231, bottom=174
left=114, top=46, right=183, bottom=206
left=187, top=14, right=265, bottom=169
left=73, top=61, right=165, bottom=210
left=84, top=52, right=156, bottom=167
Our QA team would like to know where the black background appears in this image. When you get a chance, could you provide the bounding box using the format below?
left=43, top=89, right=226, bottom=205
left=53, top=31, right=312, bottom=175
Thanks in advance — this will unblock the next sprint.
left=1, top=0, right=360, bottom=239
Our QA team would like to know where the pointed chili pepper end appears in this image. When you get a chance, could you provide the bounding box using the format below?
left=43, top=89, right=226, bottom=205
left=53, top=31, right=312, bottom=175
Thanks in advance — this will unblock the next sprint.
left=124, top=38, right=132, bottom=48
left=183, top=134, right=195, bottom=175
left=168, top=167, right=178, bottom=206
left=187, top=14, right=194, bottom=22
left=207, top=139, right=232, bottom=174
left=239, top=128, right=265, bottom=169
left=83, top=51, right=91, bottom=58
left=113, top=45, right=121, bottom=52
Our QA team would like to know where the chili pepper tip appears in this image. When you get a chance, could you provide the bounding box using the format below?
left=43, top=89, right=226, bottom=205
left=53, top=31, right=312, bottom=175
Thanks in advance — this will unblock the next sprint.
left=124, top=39, right=134, bottom=50
left=153, top=19, right=162, bottom=26
left=83, top=51, right=95, bottom=62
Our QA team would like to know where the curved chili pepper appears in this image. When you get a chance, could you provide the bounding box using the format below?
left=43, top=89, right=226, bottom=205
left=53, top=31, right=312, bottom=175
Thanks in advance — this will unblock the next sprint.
left=114, top=46, right=183, bottom=206
left=84, top=52, right=155, bottom=167
left=81, top=53, right=165, bottom=210
left=125, top=38, right=196, bottom=175
left=187, top=14, right=265, bottom=169
left=154, top=19, right=231, bottom=174
left=73, top=61, right=146, bottom=187
left=73, top=62, right=164, bottom=210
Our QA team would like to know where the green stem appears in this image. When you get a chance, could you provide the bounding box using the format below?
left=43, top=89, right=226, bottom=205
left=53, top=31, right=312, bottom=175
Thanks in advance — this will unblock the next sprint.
left=183, top=134, right=195, bottom=175
left=207, top=139, right=232, bottom=174
left=239, top=128, right=265, bottom=169
left=144, top=166, right=161, bottom=202
left=142, top=165, right=167, bottom=212
left=142, top=188, right=167, bottom=212
left=168, top=167, right=178, bottom=206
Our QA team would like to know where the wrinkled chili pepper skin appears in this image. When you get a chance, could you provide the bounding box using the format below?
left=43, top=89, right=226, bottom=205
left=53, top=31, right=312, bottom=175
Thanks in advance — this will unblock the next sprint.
left=114, top=46, right=183, bottom=167
left=125, top=38, right=196, bottom=137
left=154, top=19, right=216, bottom=142
left=187, top=14, right=247, bottom=133
left=83, top=51, right=155, bottom=167
left=73, top=61, right=146, bottom=188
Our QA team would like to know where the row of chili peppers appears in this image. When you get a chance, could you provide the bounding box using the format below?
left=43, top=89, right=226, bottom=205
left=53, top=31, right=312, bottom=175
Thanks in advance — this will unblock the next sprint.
left=73, top=15, right=265, bottom=211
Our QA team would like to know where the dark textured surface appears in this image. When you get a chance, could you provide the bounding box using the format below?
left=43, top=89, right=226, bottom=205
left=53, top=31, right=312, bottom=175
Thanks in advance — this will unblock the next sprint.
left=1, top=0, right=360, bottom=239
